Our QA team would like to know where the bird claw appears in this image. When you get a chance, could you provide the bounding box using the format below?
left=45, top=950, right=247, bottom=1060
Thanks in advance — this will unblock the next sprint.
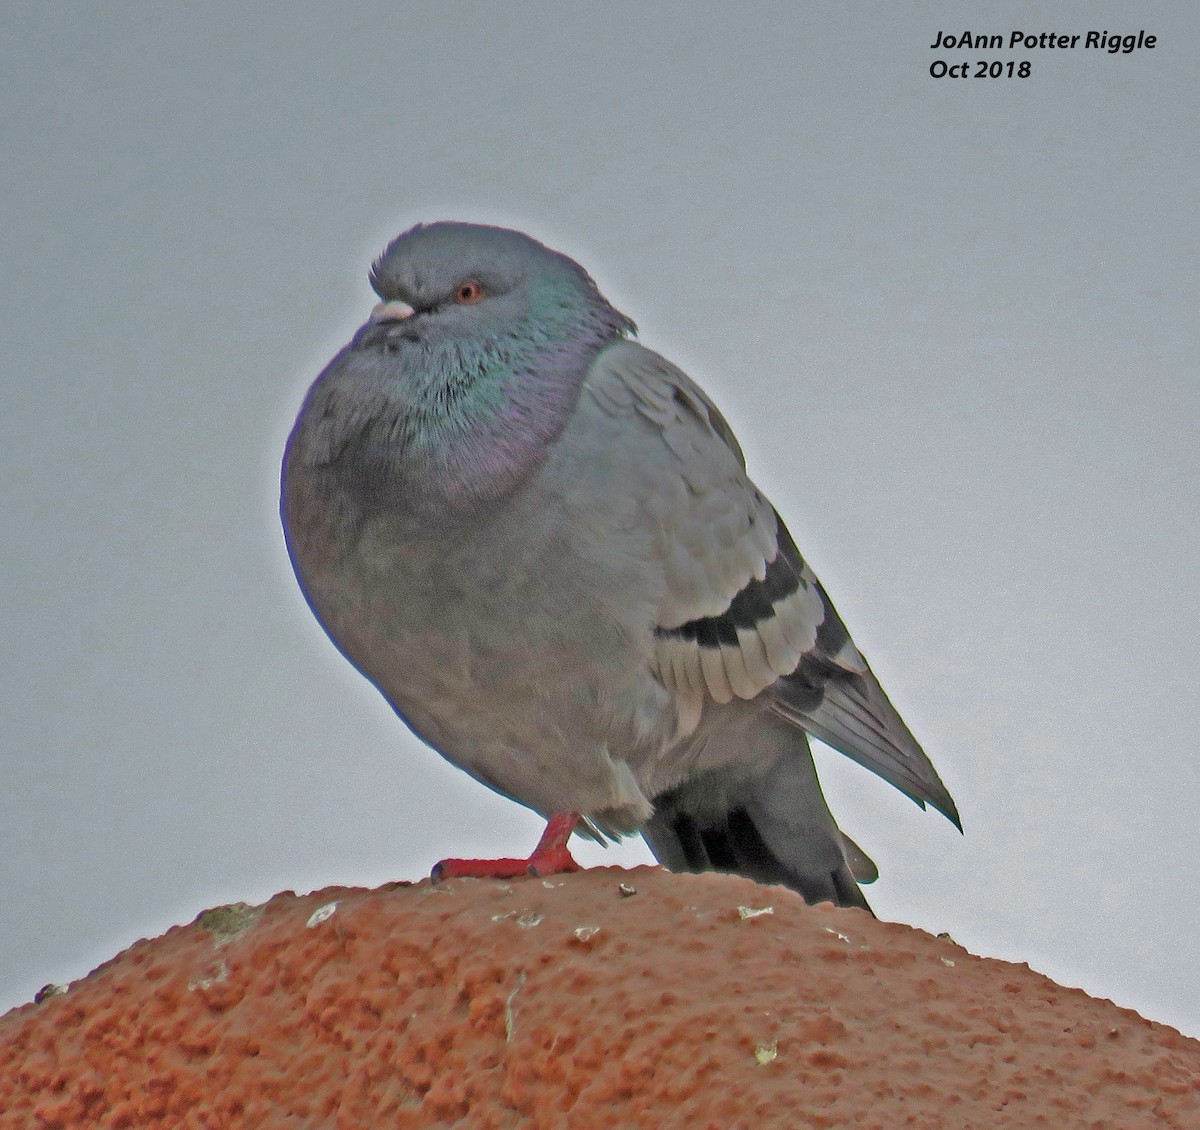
left=527, top=844, right=582, bottom=877
left=431, top=812, right=582, bottom=882
left=431, top=856, right=539, bottom=882
left=430, top=846, right=581, bottom=883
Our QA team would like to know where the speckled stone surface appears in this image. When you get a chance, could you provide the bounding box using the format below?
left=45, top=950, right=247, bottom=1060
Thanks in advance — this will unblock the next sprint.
left=4, top=867, right=1198, bottom=1128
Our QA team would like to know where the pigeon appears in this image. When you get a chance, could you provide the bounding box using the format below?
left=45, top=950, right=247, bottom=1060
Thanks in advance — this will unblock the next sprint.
left=282, top=222, right=959, bottom=910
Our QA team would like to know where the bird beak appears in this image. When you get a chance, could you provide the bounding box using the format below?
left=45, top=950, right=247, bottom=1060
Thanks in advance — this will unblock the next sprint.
left=369, top=300, right=415, bottom=323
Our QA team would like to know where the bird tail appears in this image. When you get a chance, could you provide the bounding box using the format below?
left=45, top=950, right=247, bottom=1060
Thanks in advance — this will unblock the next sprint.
left=641, top=720, right=875, bottom=912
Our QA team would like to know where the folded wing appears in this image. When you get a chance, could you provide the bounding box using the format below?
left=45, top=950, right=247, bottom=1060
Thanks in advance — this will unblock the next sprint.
left=587, top=339, right=959, bottom=829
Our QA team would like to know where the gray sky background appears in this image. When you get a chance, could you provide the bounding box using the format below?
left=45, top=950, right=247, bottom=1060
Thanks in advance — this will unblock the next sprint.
left=4, top=4, right=1198, bottom=1036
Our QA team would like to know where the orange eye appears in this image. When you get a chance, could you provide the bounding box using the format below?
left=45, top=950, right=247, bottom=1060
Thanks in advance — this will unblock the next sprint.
left=454, top=280, right=484, bottom=305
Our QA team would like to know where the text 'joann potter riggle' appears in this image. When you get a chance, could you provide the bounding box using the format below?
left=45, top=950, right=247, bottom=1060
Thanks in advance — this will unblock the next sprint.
left=930, top=30, right=1157, bottom=53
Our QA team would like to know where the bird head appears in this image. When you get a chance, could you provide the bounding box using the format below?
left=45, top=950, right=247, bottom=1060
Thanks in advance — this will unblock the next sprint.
left=290, top=223, right=636, bottom=513
left=362, top=221, right=634, bottom=351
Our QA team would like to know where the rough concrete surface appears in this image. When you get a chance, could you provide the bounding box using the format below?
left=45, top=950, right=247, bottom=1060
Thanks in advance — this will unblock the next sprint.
left=4, top=866, right=1197, bottom=1128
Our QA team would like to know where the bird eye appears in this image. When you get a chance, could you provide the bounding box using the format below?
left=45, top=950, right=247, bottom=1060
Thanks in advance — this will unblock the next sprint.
left=454, top=280, right=484, bottom=305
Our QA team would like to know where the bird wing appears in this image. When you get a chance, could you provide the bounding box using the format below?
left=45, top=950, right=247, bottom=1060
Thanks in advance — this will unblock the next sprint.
left=585, top=339, right=959, bottom=828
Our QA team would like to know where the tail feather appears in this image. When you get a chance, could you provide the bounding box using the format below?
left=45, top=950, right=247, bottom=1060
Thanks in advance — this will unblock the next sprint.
left=642, top=722, right=874, bottom=913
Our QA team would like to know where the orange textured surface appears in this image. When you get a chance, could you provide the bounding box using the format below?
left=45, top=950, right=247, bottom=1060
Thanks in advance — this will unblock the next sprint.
left=4, top=867, right=1199, bottom=1128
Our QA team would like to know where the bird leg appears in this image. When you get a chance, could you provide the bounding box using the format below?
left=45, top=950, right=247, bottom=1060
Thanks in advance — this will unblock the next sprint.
left=431, top=812, right=583, bottom=881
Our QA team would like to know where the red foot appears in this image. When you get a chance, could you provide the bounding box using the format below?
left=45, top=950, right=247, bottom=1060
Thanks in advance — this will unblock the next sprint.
left=431, top=812, right=583, bottom=882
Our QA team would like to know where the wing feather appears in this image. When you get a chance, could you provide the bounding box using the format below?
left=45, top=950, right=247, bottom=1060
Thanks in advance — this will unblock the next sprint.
left=584, top=339, right=958, bottom=828
left=755, top=615, right=801, bottom=677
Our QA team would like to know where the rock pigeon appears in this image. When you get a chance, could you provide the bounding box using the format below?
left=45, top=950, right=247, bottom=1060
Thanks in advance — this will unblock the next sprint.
left=282, top=222, right=959, bottom=910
